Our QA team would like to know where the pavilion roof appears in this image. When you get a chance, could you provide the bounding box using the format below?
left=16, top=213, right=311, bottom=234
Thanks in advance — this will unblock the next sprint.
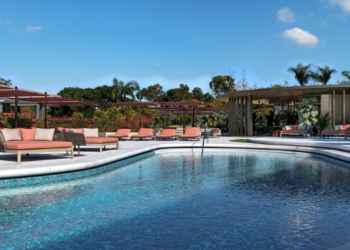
left=218, top=84, right=350, bottom=103
left=108, top=101, right=229, bottom=114
left=108, top=101, right=203, bottom=107
left=0, top=86, right=95, bottom=106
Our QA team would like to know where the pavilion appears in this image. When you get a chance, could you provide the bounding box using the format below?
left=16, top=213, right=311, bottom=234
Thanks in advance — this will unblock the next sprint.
left=0, top=85, right=94, bottom=127
left=219, top=84, right=350, bottom=136
left=108, top=101, right=230, bottom=130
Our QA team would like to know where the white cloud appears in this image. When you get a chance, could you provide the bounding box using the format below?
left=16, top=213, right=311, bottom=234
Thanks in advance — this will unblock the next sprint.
left=24, top=25, right=42, bottom=32
left=0, top=20, right=12, bottom=26
left=329, top=0, right=350, bottom=14
left=282, top=27, right=319, bottom=46
left=277, top=8, right=295, bottom=22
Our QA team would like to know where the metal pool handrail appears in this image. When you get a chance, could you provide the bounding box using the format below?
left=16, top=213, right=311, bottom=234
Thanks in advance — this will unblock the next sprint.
left=201, top=126, right=209, bottom=156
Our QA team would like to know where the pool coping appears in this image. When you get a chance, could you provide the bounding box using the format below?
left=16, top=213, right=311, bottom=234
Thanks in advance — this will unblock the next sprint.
left=1, top=136, right=350, bottom=179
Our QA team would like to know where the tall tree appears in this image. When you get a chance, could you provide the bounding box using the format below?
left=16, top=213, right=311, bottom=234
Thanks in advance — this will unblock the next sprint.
left=209, top=75, right=235, bottom=97
left=342, top=70, right=350, bottom=80
left=203, top=92, right=214, bottom=103
left=192, top=87, right=204, bottom=101
left=287, top=63, right=312, bottom=86
left=179, top=84, right=190, bottom=100
left=136, top=87, right=148, bottom=102
left=0, top=78, right=12, bottom=86
left=95, top=85, right=114, bottom=110
left=165, top=84, right=193, bottom=102
left=112, top=78, right=140, bottom=102
left=310, top=66, right=337, bottom=85
left=144, top=83, right=165, bottom=102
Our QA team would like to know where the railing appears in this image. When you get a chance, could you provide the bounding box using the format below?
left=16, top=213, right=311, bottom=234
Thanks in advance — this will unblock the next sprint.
left=201, top=126, right=209, bottom=156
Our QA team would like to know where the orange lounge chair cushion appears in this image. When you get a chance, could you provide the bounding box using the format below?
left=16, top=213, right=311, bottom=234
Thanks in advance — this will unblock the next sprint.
left=85, top=137, right=119, bottom=144
left=4, top=141, right=73, bottom=150
left=156, top=129, right=176, bottom=138
left=180, top=127, right=200, bottom=138
left=131, top=128, right=154, bottom=138
left=280, top=129, right=307, bottom=133
left=322, top=130, right=346, bottom=135
left=107, top=128, right=131, bottom=138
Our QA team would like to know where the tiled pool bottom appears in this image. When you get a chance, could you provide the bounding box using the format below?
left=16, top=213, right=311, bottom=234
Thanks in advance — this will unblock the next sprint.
left=1, top=149, right=350, bottom=250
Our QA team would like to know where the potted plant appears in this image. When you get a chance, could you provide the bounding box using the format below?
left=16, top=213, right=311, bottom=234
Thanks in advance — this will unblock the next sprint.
left=316, top=112, right=331, bottom=136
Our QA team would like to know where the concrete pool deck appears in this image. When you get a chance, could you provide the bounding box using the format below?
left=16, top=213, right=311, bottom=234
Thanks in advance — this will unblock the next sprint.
left=1, top=136, right=350, bottom=179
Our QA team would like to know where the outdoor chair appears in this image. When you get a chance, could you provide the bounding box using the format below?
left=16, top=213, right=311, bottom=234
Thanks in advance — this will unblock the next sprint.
left=179, top=127, right=201, bottom=141
left=154, top=128, right=177, bottom=140
left=130, top=128, right=154, bottom=140
left=63, top=128, right=119, bottom=155
left=107, top=128, right=131, bottom=140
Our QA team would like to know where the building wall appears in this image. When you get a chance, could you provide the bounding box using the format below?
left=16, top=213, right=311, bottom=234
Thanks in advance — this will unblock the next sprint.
left=319, top=94, right=350, bottom=126
left=320, top=95, right=331, bottom=116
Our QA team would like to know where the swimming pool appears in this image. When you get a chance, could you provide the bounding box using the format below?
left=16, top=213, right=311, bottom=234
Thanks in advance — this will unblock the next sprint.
left=1, top=148, right=350, bottom=249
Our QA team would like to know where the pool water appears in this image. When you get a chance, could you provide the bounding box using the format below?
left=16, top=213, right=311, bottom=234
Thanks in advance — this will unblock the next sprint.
left=1, top=149, right=350, bottom=249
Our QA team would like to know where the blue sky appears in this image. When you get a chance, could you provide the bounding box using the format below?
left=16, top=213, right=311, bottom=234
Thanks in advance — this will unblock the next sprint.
left=1, top=0, right=350, bottom=95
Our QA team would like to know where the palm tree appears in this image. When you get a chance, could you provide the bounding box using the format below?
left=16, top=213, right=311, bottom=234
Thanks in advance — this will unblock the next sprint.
left=342, top=70, right=350, bottom=80
left=288, top=63, right=312, bottom=86
left=310, top=66, right=337, bottom=85
left=195, top=113, right=219, bottom=128
left=150, top=115, right=168, bottom=128
left=112, top=78, right=140, bottom=102
left=317, top=112, right=331, bottom=134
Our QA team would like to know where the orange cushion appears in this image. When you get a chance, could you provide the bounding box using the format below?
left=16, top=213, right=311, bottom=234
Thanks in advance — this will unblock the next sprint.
left=20, top=128, right=36, bottom=141
left=183, top=127, right=200, bottom=135
left=135, top=128, right=153, bottom=136
left=85, top=137, right=119, bottom=144
left=4, top=141, right=73, bottom=150
left=115, top=128, right=131, bottom=136
left=342, top=124, right=350, bottom=130
left=158, top=129, right=176, bottom=136
left=291, top=125, right=298, bottom=130
left=281, top=130, right=307, bottom=133
left=107, top=134, right=124, bottom=138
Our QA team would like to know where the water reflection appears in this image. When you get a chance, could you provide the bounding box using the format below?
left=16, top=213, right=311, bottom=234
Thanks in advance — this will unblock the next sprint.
left=1, top=149, right=350, bottom=249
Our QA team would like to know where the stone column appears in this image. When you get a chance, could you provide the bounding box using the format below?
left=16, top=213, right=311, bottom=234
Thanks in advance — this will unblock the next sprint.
left=229, top=97, right=237, bottom=136
left=239, top=96, right=244, bottom=136
left=246, top=95, right=252, bottom=136
left=36, top=104, right=41, bottom=119
left=343, top=89, right=346, bottom=124
left=332, top=90, right=335, bottom=127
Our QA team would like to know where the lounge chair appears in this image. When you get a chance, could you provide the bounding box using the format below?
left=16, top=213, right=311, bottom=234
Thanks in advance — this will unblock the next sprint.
left=155, top=128, right=176, bottom=140
left=179, top=127, right=201, bottom=141
left=0, top=128, right=74, bottom=163
left=107, top=128, right=131, bottom=140
left=130, top=128, right=154, bottom=140
left=63, top=128, right=119, bottom=155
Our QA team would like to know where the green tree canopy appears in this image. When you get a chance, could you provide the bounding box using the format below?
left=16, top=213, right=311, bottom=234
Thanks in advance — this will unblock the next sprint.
left=142, top=83, right=165, bottom=102
left=0, top=78, right=12, bottom=86
left=165, top=84, right=194, bottom=101
left=209, top=75, right=235, bottom=97
left=192, top=87, right=204, bottom=101
left=111, top=78, right=140, bottom=102
left=296, top=97, right=319, bottom=125
left=310, top=66, right=337, bottom=85
left=340, top=70, right=350, bottom=84
left=288, top=63, right=312, bottom=86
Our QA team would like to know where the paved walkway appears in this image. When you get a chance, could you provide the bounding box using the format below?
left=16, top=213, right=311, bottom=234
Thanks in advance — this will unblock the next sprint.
left=1, top=136, right=350, bottom=179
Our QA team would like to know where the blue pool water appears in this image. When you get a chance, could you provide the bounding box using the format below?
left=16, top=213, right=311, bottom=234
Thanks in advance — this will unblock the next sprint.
left=1, top=149, right=350, bottom=249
